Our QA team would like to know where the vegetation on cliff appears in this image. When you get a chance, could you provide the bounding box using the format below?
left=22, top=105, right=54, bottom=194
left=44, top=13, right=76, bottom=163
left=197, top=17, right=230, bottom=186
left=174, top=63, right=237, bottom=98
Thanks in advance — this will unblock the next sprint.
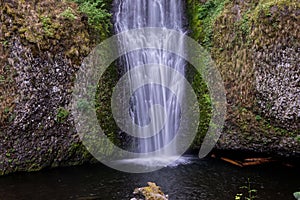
left=0, top=0, right=114, bottom=175
left=187, top=0, right=299, bottom=155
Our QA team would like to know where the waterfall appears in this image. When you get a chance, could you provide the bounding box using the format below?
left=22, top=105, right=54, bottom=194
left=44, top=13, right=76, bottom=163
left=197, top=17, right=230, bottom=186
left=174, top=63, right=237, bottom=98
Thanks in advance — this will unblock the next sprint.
left=113, top=0, right=188, bottom=157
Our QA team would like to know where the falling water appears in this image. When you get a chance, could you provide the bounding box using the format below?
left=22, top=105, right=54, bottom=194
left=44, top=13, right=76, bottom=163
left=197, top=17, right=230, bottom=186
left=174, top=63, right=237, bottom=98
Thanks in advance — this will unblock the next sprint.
left=113, top=0, right=188, bottom=157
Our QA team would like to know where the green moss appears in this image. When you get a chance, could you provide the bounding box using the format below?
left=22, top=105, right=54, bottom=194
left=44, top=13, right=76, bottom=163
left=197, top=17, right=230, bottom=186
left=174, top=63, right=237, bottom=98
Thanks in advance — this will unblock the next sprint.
left=187, top=0, right=299, bottom=150
left=40, top=15, right=54, bottom=37
left=187, top=1, right=225, bottom=147
left=295, top=136, right=300, bottom=143
left=1, top=0, right=99, bottom=64
left=56, top=107, right=70, bottom=123
left=28, top=163, right=43, bottom=172
left=252, top=0, right=299, bottom=21
left=95, top=63, right=120, bottom=145
left=239, top=10, right=251, bottom=41
left=60, top=7, right=77, bottom=20
left=190, top=69, right=212, bottom=147
left=72, top=0, right=112, bottom=38
left=186, top=0, right=202, bottom=40
left=67, top=142, right=91, bottom=160
left=0, top=62, right=17, bottom=127
left=0, top=0, right=117, bottom=174
left=187, top=0, right=229, bottom=48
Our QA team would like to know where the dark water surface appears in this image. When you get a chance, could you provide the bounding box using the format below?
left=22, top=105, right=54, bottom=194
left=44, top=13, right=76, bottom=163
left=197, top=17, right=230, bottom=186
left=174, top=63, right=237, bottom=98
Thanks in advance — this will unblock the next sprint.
left=0, top=156, right=298, bottom=200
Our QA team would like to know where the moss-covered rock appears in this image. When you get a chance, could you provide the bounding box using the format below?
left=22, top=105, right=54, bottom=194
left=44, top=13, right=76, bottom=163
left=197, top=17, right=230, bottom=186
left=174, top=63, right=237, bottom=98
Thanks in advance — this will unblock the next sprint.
left=132, top=182, right=169, bottom=200
left=188, top=0, right=299, bottom=156
left=0, top=0, right=113, bottom=175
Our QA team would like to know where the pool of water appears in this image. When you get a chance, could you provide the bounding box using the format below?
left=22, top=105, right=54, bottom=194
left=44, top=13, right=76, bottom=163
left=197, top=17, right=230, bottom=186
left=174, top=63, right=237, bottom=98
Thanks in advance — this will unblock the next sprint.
left=0, top=156, right=298, bottom=200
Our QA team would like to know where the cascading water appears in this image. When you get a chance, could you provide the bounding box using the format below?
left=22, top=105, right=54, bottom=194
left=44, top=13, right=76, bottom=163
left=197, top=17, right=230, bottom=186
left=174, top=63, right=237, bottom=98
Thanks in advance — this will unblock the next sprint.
left=113, top=0, right=188, bottom=161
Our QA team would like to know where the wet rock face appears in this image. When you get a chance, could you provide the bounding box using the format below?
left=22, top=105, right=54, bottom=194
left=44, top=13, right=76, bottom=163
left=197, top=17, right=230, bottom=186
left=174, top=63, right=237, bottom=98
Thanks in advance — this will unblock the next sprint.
left=11, top=40, right=76, bottom=131
left=0, top=38, right=86, bottom=174
left=255, top=47, right=300, bottom=130
left=193, top=0, right=300, bottom=156
left=252, top=1, right=300, bottom=131
left=0, top=0, right=99, bottom=175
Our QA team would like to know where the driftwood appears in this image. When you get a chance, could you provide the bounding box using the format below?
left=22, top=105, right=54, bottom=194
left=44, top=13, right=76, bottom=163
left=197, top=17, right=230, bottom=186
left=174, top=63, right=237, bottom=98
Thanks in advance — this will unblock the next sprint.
left=220, top=157, right=243, bottom=167
left=242, top=158, right=275, bottom=166
left=218, top=156, right=275, bottom=167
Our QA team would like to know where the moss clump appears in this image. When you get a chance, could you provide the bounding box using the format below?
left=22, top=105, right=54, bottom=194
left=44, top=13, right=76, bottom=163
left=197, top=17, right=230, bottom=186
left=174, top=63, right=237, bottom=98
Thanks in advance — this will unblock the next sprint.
left=0, top=62, right=17, bottom=127
left=0, top=3, right=18, bottom=127
left=187, top=0, right=229, bottom=48
left=252, top=0, right=299, bottom=20
left=186, top=0, right=231, bottom=146
left=61, top=142, right=96, bottom=166
left=95, top=63, right=120, bottom=146
left=72, top=0, right=112, bottom=39
left=59, top=7, right=78, bottom=21
left=55, top=107, right=70, bottom=123
left=189, top=69, right=212, bottom=148
left=0, top=0, right=99, bottom=64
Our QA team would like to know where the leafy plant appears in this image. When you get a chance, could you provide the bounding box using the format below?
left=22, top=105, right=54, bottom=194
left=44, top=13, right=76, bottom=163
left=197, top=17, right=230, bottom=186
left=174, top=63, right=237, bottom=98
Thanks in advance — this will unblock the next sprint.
left=235, top=178, right=257, bottom=200
left=72, top=0, right=112, bottom=32
left=195, top=0, right=229, bottom=48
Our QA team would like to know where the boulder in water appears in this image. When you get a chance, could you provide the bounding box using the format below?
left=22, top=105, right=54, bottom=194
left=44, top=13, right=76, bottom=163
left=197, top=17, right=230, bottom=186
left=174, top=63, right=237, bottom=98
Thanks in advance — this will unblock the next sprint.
left=131, top=182, right=168, bottom=200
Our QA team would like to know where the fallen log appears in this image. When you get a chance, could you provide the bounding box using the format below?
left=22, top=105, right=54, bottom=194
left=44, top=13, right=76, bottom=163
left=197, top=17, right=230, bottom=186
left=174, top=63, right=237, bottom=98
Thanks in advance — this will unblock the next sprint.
left=220, top=157, right=275, bottom=167
left=242, top=158, right=275, bottom=166
left=244, top=157, right=273, bottom=162
left=220, top=157, right=243, bottom=167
